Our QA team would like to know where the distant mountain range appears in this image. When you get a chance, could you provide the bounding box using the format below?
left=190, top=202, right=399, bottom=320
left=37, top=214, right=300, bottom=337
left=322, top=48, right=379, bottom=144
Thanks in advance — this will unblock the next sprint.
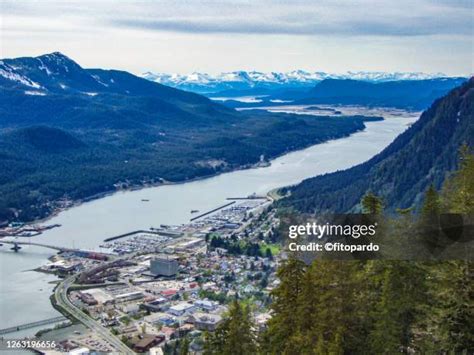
left=142, top=69, right=458, bottom=94
left=0, top=52, right=378, bottom=223
left=280, top=78, right=474, bottom=213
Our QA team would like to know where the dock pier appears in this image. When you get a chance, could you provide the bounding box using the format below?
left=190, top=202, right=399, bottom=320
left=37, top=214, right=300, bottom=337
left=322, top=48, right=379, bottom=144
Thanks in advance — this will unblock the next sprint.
left=190, top=201, right=236, bottom=221
left=103, top=229, right=182, bottom=242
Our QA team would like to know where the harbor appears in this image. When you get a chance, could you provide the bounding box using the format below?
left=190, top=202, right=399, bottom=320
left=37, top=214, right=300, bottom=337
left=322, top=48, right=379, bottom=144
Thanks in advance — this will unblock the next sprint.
left=0, top=107, right=418, bottom=335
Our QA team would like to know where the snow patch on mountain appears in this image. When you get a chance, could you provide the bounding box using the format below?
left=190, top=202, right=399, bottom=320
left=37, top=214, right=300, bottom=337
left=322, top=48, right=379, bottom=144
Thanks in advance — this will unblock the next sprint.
left=24, top=90, right=47, bottom=96
left=0, top=61, right=43, bottom=89
left=92, top=74, right=109, bottom=87
left=37, top=58, right=52, bottom=76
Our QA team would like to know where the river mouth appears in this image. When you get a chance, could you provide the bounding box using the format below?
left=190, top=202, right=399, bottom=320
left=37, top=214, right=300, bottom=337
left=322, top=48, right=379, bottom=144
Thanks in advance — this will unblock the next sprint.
left=0, top=104, right=419, bottom=330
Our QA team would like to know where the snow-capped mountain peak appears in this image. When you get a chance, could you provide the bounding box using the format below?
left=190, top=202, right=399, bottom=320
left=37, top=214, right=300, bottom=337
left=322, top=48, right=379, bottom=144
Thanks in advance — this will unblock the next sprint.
left=142, top=70, right=451, bottom=94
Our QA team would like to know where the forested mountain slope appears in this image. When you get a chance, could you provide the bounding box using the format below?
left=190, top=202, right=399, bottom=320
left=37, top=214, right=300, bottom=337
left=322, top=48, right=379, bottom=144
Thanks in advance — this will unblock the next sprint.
left=296, top=78, right=467, bottom=109
left=281, top=78, right=474, bottom=212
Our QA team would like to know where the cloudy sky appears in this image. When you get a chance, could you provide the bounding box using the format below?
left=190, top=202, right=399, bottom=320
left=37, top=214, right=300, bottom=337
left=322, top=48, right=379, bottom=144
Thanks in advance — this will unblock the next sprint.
left=1, top=0, right=472, bottom=75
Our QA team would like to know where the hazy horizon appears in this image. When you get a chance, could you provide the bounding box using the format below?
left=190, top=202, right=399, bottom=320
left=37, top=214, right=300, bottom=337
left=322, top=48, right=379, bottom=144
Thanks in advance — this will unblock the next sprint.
left=1, top=0, right=472, bottom=76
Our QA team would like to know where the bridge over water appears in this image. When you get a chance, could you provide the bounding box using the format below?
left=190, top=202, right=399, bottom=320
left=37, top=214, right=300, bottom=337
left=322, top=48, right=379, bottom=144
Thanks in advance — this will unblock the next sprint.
left=0, top=240, right=78, bottom=252
left=0, top=240, right=113, bottom=261
left=0, top=316, right=68, bottom=335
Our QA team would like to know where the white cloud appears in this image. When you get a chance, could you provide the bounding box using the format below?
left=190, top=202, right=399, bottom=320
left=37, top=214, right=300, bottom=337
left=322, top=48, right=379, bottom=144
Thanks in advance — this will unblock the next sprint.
left=0, top=0, right=472, bottom=75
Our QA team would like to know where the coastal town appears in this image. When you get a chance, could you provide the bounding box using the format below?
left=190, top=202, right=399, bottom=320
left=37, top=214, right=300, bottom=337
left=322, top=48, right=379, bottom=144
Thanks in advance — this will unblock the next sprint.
left=0, top=196, right=282, bottom=354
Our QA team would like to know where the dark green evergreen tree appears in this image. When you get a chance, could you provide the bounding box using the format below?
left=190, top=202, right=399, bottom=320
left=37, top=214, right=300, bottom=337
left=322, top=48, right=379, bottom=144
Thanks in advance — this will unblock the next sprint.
left=421, top=184, right=440, bottom=217
left=179, top=336, right=190, bottom=355
left=261, top=258, right=306, bottom=354
left=265, top=248, right=273, bottom=259
left=204, top=300, right=257, bottom=355
left=361, top=191, right=383, bottom=215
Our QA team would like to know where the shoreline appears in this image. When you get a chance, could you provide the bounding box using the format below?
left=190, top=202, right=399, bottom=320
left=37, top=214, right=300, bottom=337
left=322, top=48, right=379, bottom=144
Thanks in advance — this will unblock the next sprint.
left=23, top=160, right=270, bottom=228
left=29, top=161, right=270, bottom=227
left=23, top=123, right=370, bottom=228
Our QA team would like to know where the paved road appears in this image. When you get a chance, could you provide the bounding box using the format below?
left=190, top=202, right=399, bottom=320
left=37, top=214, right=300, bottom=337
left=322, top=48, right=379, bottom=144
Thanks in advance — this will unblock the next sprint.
left=52, top=238, right=195, bottom=353
left=54, top=274, right=135, bottom=354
